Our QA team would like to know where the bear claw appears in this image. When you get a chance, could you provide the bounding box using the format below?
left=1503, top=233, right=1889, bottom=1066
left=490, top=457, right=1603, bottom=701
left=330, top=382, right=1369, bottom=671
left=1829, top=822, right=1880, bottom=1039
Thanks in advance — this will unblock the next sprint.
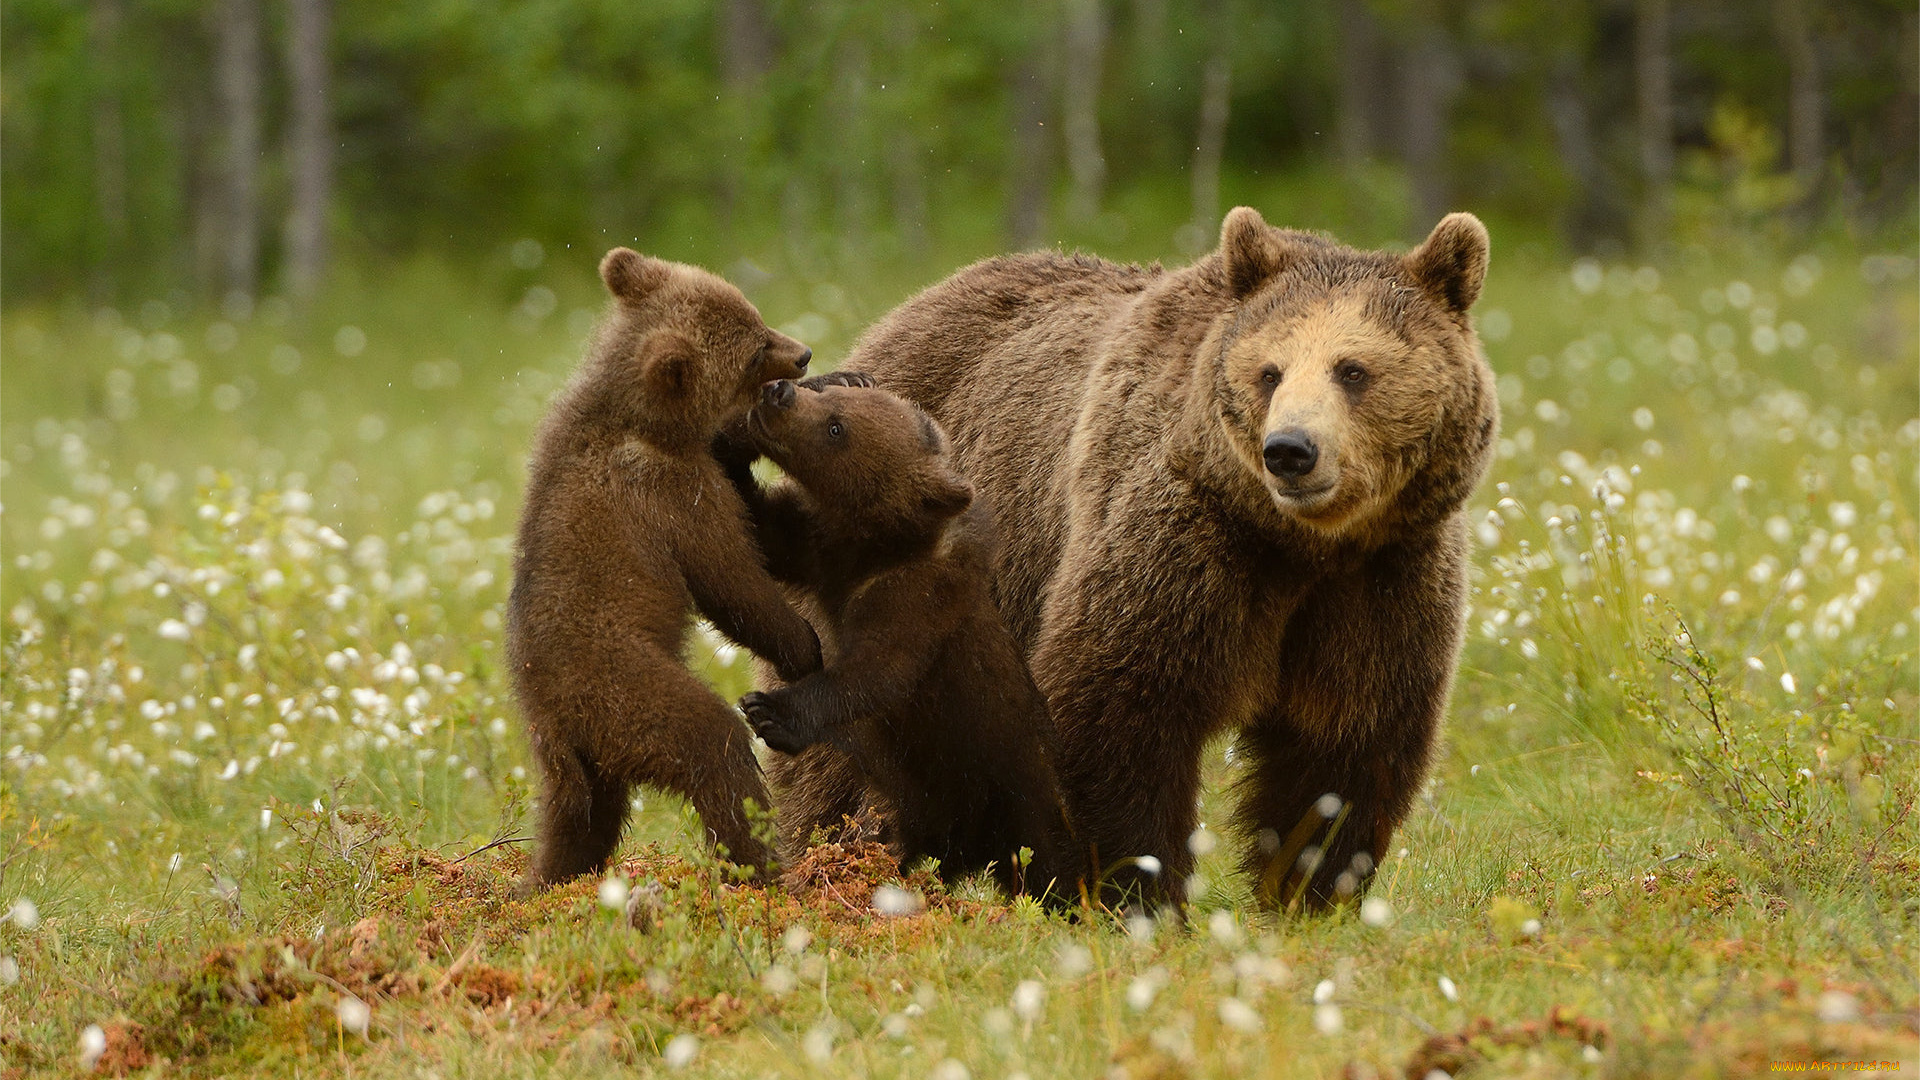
left=798, top=370, right=876, bottom=391
left=740, top=691, right=813, bottom=754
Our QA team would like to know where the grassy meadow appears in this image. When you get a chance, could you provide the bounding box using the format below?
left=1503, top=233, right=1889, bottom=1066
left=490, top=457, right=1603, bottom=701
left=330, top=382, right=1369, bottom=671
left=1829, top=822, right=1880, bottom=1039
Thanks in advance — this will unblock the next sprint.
left=1, top=231, right=1916, bottom=1077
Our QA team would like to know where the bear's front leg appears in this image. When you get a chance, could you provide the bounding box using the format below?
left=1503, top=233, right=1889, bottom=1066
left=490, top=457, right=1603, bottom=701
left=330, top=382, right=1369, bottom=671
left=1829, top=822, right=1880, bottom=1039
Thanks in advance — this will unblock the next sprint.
left=1233, top=719, right=1433, bottom=910
left=1234, top=530, right=1466, bottom=911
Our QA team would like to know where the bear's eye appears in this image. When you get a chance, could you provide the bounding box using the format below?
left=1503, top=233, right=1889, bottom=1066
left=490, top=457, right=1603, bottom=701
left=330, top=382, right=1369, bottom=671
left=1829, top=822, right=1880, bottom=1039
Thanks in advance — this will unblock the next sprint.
left=827, top=420, right=845, bottom=440
left=1259, top=367, right=1279, bottom=388
left=1336, top=361, right=1369, bottom=386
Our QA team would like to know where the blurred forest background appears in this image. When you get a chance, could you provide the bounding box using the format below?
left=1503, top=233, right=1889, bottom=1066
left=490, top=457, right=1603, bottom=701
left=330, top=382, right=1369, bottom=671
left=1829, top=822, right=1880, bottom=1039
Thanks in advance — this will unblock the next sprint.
left=4, top=0, right=1916, bottom=307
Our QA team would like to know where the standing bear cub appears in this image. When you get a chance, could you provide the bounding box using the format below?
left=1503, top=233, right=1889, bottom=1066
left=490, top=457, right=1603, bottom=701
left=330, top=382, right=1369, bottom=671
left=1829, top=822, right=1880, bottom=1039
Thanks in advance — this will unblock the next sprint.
left=731, top=379, right=1087, bottom=904
left=851, top=208, right=1498, bottom=911
left=509, top=248, right=832, bottom=890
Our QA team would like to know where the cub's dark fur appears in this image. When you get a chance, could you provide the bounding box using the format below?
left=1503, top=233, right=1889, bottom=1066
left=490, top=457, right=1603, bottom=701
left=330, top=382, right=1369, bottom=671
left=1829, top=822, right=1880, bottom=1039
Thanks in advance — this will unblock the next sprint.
left=733, top=380, right=1087, bottom=903
left=509, top=248, right=824, bottom=890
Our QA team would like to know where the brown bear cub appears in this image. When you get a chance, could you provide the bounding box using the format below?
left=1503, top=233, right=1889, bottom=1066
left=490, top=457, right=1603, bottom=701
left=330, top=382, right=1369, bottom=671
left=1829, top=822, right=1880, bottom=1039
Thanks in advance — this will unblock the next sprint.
left=509, top=248, right=845, bottom=890
left=729, top=379, right=1087, bottom=904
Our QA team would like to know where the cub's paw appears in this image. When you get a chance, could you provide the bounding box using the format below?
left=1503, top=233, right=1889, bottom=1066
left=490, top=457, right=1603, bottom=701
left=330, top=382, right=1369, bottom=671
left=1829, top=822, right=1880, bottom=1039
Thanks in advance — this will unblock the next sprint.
left=798, top=370, right=875, bottom=391
left=740, top=691, right=815, bottom=755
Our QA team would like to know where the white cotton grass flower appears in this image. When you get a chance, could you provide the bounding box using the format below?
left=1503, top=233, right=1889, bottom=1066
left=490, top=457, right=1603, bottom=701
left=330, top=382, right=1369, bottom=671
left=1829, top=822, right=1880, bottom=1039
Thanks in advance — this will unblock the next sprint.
left=1816, top=990, right=1860, bottom=1023
left=803, top=1023, right=835, bottom=1061
left=335, top=995, right=371, bottom=1036
left=1218, top=996, right=1262, bottom=1033
left=1746, top=656, right=1766, bottom=672
left=663, top=1033, right=699, bottom=1069
left=78, top=1024, right=107, bottom=1071
left=761, top=965, right=796, bottom=994
left=1207, top=909, right=1242, bottom=947
left=1438, top=975, right=1460, bottom=1002
left=1132, top=854, right=1163, bottom=876
left=1054, top=941, right=1092, bottom=978
left=1313, top=979, right=1336, bottom=1005
left=783, top=925, right=812, bottom=954
left=871, top=884, right=924, bottom=916
left=157, top=618, right=190, bottom=641
left=983, top=1007, right=1014, bottom=1037
left=1125, top=912, right=1156, bottom=944
left=1127, top=972, right=1162, bottom=1011
left=1011, top=979, right=1046, bottom=1020
left=1780, top=672, right=1798, bottom=694
left=7, top=898, right=37, bottom=930
left=1313, top=1003, right=1344, bottom=1035
left=597, top=874, right=630, bottom=912
left=1359, top=897, right=1394, bottom=927
left=0, top=956, right=16, bottom=987
left=929, top=1059, right=971, bottom=1080
left=1188, top=825, right=1217, bottom=857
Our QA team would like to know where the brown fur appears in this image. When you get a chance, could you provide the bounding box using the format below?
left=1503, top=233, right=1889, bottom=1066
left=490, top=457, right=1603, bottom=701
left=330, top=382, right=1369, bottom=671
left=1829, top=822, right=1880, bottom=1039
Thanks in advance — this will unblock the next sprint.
left=732, top=381, right=1087, bottom=904
left=847, top=209, right=1498, bottom=911
left=507, top=248, right=823, bottom=889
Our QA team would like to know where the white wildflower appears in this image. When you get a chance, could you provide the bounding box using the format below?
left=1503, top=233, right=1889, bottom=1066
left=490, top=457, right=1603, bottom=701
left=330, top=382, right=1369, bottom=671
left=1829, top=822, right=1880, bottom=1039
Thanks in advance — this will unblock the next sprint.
left=1218, top=996, right=1261, bottom=1033
left=663, top=1033, right=699, bottom=1069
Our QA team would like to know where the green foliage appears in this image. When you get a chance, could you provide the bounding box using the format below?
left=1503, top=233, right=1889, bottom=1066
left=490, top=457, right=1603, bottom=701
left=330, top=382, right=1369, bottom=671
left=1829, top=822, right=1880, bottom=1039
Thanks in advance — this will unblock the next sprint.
left=5, top=0, right=1916, bottom=301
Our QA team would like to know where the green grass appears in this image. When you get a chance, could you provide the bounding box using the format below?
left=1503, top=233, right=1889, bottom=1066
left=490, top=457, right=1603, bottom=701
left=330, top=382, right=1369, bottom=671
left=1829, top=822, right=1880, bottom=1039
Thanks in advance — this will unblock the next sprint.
left=1, top=230, right=1915, bottom=1078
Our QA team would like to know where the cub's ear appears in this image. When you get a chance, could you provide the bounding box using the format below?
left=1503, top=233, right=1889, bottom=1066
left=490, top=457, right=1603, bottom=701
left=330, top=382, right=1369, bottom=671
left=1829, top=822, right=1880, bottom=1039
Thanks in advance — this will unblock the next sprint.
left=921, top=472, right=974, bottom=520
left=1219, top=206, right=1289, bottom=299
left=1403, top=212, right=1489, bottom=314
left=641, top=331, right=697, bottom=397
left=600, top=247, right=671, bottom=303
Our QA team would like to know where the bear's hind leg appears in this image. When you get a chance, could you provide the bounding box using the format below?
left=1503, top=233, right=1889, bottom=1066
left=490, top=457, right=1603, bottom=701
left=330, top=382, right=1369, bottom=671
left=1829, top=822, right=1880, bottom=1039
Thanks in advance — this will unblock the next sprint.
left=528, top=746, right=623, bottom=888
left=603, top=668, right=777, bottom=875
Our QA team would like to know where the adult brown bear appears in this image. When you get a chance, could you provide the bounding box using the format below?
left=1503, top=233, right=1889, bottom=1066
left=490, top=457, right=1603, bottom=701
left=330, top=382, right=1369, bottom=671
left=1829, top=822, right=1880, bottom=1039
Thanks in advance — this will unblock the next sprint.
left=849, top=208, right=1497, bottom=911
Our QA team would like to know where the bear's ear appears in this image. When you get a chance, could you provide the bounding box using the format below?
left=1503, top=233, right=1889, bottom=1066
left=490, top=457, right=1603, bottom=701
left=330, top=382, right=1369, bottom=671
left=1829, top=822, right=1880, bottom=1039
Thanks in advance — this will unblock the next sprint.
left=641, top=331, right=697, bottom=397
left=1402, top=213, right=1489, bottom=314
left=920, top=471, right=974, bottom=521
left=601, top=247, right=671, bottom=303
left=1219, top=206, right=1289, bottom=299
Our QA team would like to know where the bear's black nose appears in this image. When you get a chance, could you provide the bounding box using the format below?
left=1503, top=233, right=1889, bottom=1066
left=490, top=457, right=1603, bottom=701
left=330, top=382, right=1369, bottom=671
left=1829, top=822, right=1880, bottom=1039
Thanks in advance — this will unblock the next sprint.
left=1263, top=428, right=1318, bottom=477
left=794, top=348, right=811, bottom=372
left=762, top=379, right=797, bottom=409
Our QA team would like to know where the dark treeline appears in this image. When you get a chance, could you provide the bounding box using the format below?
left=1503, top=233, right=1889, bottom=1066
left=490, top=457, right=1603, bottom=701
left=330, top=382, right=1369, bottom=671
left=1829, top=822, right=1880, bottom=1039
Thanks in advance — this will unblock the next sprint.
left=3, top=0, right=1915, bottom=305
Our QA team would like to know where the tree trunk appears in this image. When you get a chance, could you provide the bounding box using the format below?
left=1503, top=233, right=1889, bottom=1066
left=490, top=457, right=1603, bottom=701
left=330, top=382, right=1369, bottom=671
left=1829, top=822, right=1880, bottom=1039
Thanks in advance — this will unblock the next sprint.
left=284, top=0, right=332, bottom=301
left=1396, top=19, right=1457, bottom=230
left=214, top=0, right=263, bottom=299
left=1634, top=0, right=1673, bottom=231
left=1546, top=57, right=1621, bottom=251
left=830, top=38, right=873, bottom=240
left=1006, top=57, right=1052, bottom=248
left=90, top=0, right=127, bottom=297
left=717, top=0, right=776, bottom=229
left=1334, top=0, right=1381, bottom=169
left=1132, top=0, right=1167, bottom=69
left=1188, top=0, right=1232, bottom=236
left=1061, top=0, right=1107, bottom=223
left=721, top=0, right=776, bottom=86
left=1774, top=0, right=1823, bottom=188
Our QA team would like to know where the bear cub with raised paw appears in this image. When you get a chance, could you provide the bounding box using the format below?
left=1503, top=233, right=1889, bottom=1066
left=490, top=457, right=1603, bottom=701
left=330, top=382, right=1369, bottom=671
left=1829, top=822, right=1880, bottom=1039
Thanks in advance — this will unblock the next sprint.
left=732, top=379, right=1087, bottom=905
left=509, top=248, right=849, bottom=892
